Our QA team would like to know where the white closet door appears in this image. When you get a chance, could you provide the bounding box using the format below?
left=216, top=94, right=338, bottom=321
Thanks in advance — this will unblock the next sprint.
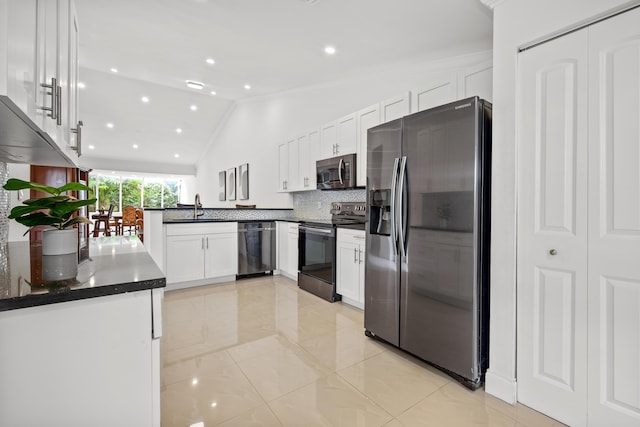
left=517, top=29, right=589, bottom=426
left=587, top=7, right=640, bottom=425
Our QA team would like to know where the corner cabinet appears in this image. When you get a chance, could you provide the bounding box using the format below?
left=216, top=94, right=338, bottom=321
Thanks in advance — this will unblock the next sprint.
left=165, top=222, right=238, bottom=285
left=336, top=228, right=365, bottom=309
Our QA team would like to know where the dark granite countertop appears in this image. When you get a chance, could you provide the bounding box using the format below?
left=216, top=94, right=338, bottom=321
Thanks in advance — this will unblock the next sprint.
left=0, top=236, right=166, bottom=312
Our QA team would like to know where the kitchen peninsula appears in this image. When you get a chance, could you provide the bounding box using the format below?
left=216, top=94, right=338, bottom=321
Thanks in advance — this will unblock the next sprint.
left=0, top=236, right=165, bottom=427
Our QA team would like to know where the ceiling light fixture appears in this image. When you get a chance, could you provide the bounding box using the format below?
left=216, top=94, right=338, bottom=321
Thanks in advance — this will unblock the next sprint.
left=141, top=96, right=149, bottom=103
left=88, top=145, right=95, bottom=150
left=78, top=82, right=86, bottom=89
left=324, top=46, right=336, bottom=55
left=106, top=123, right=114, bottom=128
left=190, top=105, right=198, bottom=111
left=110, top=68, right=118, bottom=73
left=186, top=80, right=204, bottom=90
left=244, top=84, right=251, bottom=90
left=206, top=58, right=215, bottom=65
left=132, top=144, right=139, bottom=149
left=210, top=91, right=217, bottom=96
left=176, top=128, right=182, bottom=133
left=174, top=154, right=180, bottom=158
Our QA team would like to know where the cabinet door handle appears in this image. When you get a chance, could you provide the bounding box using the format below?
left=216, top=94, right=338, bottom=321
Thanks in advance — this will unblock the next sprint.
left=206, top=237, right=209, bottom=249
left=56, top=84, right=62, bottom=125
left=70, top=120, right=83, bottom=155
left=335, top=143, right=339, bottom=154
left=359, top=249, right=363, bottom=264
left=354, top=248, right=358, bottom=263
left=201, top=237, right=204, bottom=250
left=39, top=77, right=58, bottom=120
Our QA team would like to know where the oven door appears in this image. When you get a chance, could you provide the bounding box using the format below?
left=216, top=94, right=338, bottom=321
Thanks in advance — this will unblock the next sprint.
left=298, top=224, right=335, bottom=284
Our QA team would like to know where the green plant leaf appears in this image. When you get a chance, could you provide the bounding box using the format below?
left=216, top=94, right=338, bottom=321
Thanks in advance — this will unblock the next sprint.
left=22, top=196, right=70, bottom=206
left=56, top=182, right=92, bottom=194
left=2, top=178, right=59, bottom=195
left=13, top=212, right=61, bottom=228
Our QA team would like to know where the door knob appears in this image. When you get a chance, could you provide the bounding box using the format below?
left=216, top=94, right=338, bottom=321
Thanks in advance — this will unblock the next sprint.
left=549, top=249, right=557, bottom=256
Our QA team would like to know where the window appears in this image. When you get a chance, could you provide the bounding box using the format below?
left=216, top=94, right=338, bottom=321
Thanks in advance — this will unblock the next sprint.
left=89, top=173, right=184, bottom=212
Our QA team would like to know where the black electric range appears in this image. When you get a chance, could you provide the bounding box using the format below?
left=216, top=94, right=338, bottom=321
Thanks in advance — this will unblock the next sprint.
left=298, top=202, right=366, bottom=302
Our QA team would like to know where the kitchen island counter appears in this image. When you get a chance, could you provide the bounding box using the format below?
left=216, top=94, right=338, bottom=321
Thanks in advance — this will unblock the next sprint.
left=0, top=235, right=165, bottom=312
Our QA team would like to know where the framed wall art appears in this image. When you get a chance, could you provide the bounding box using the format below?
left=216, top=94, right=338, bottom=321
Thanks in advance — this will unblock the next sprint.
left=238, top=163, right=249, bottom=200
left=218, top=171, right=226, bottom=201
left=226, top=167, right=236, bottom=201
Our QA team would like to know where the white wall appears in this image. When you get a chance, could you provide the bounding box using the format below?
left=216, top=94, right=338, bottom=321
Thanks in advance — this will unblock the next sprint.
left=195, top=51, right=492, bottom=208
left=486, top=0, right=635, bottom=404
left=7, top=163, right=30, bottom=241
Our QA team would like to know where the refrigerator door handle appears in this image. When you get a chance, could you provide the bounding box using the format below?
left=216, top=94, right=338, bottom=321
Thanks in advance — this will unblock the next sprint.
left=397, top=156, right=408, bottom=259
left=390, top=157, right=400, bottom=256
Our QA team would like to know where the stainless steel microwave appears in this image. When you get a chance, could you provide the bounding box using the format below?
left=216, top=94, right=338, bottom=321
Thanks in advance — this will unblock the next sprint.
left=316, top=153, right=357, bottom=190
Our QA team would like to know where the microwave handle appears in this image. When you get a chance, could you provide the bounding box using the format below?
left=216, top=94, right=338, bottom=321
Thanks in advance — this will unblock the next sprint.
left=338, top=158, right=344, bottom=185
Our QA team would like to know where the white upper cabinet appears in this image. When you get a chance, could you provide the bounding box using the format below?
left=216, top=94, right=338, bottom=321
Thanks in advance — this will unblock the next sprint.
left=356, top=103, right=381, bottom=187
left=320, top=120, right=338, bottom=158
left=336, top=112, right=357, bottom=155
left=277, top=141, right=289, bottom=192
left=458, top=61, right=492, bottom=102
left=411, top=73, right=458, bottom=113
left=2, top=0, right=80, bottom=164
left=287, top=138, right=299, bottom=191
left=4, top=0, right=39, bottom=119
left=381, top=92, right=410, bottom=122
left=298, top=129, right=319, bottom=190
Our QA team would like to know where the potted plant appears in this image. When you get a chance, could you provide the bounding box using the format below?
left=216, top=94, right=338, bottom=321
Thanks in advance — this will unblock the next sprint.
left=3, top=178, right=96, bottom=255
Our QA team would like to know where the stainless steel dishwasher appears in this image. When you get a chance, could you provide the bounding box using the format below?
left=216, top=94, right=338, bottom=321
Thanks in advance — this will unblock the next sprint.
left=237, top=221, right=276, bottom=278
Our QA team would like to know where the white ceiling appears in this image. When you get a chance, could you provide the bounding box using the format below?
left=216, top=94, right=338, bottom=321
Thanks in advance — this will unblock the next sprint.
left=75, top=0, right=493, bottom=174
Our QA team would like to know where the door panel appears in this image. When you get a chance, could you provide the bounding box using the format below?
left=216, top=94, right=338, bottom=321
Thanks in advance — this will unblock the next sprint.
left=588, top=8, right=640, bottom=425
left=517, top=29, right=588, bottom=427
left=365, top=119, right=402, bottom=346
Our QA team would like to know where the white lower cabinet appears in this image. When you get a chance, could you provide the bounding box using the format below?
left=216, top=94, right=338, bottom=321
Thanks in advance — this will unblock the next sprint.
left=165, top=222, right=238, bottom=285
left=336, top=228, right=365, bottom=309
left=277, top=221, right=298, bottom=280
left=0, top=289, right=162, bottom=427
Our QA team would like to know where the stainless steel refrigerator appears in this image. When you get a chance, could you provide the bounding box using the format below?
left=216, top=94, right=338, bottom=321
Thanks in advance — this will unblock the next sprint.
left=365, top=96, right=491, bottom=389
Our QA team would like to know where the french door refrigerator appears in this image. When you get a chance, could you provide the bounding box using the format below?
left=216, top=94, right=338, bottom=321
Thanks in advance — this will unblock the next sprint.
left=365, top=96, right=491, bottom=389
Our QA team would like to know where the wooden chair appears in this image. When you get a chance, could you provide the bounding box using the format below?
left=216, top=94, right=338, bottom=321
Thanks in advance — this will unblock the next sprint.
left=120, top=206, right=138, bottom=235
left=135, top=208, right=144, bottom=242
left=92, top=204, right=115, bottom=237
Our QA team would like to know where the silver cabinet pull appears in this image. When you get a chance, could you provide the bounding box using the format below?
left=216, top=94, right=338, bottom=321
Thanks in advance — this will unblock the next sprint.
left=56, top=84, right=62, bottom=125
left=39, top=77, right=58, bottom=120
left=206, top=237, right=209, bottom=249
left=549, top=249, right=557, bottom=256
left=359, top=249, right=363, bottom=264
left=354, top=248, right=358, bottom=263
left=335, top=143, right=339, bottom=154
left=201, top=237, right=205, bottom=250
left=70, top=120, right=83, bottom=156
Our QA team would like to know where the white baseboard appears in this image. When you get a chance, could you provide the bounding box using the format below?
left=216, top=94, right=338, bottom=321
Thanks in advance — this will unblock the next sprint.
left=485, top=369, right=517, bottom=404
left=165, top=275, right=236, bottom=292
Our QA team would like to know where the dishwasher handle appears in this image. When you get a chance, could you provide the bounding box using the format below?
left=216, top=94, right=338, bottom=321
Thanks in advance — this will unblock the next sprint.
left=238, top=227, right=275, bottom=232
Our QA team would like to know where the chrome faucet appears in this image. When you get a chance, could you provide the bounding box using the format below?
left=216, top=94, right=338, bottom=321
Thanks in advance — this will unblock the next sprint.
left=194, top=193, right=204, bottom=219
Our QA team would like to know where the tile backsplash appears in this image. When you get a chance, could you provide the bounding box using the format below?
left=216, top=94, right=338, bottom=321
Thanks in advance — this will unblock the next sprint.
left=292, top=189, right=366, bottom=219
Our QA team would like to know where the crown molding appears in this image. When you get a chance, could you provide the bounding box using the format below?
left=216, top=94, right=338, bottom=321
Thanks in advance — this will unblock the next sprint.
left=479, top=0, right=506, bottom=9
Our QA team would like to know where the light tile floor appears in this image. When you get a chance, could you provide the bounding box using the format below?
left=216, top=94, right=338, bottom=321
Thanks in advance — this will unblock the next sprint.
left=161, top=275, right=564, bottom=427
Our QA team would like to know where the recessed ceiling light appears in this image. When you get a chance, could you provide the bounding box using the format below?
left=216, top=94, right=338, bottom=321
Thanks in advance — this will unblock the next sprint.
left=244, top=84, right=251, bottom=90
left=191, top=378, right=198, bottom=385
left=210, top=402, right=217, bottom=408
left=210, top=91, right=217, bottom=96
left=174, top=154, right=180, bottom=158
left=186, top=80, right=204, bottom=90
left=132, top=144, right=139, bottom=149
left=110, top=68, right=118, bottom=73
left=324, top=46, right=336, bottom=55
left=106, top=123, right=114, bottom=128
left=206, top=58, right=215, bottom=65
left=88, top=145, right=95, bottom=150
left=141, top=96, right=149, bottom=103
left=176, top=128, right=183, bottom=133
left=190, top=105, right=198, bottom=111
left=78, top=82, right=86, bottom=89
